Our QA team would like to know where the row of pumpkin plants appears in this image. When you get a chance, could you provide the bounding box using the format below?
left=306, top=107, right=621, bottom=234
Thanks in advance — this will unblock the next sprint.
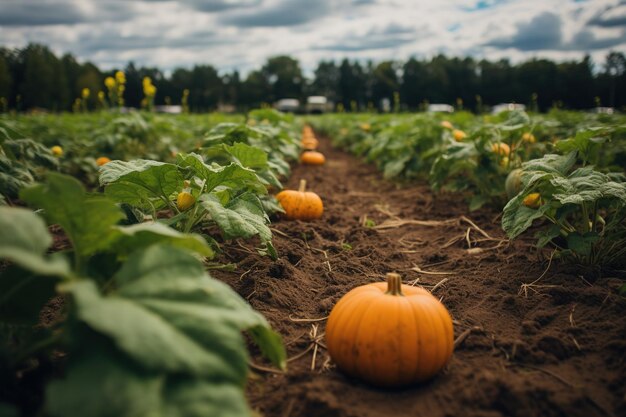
left=0, top=110, right=310, bottom=417
left=313, top=110, right=626, bottom=269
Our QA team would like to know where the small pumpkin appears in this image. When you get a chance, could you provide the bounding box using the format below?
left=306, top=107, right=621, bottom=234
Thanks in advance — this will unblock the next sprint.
left=301, top=137, right=319, bottom=150
left=177, top=190, right=195, bottom=211
left=302, top=125, right=314, bottom=136
left=51, top=146, right=63, bottom=157
left=96, top=156, right=111, bottom=166
left=300, top=151, right=325, bottom=165
left=440, top=120, right=453, bottom=130
left=326, top=273, right=454, bottom=387
left=522, top=132, right=536, bottom=143
left=275, top=179, right=323, bottom=220
left=523, top=192, right=541, bottom=208
left=505, top=169, right=523, bottom=199
left=491, top=142, right=510, bottom=157
left=452, top=129, right=466, bottom=142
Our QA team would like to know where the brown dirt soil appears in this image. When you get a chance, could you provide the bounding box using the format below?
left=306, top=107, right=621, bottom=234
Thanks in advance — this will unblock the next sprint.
left=213, top=136, right=626, bottom=417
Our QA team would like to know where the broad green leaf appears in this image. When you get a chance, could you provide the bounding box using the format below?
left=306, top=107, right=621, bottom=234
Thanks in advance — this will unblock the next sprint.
left=163, top=377, right=250, bottom=417
left=61, top=245, right=285, bottom=382
left=502, top=194, right=552, bottom=239
left=20, top=173, right=124, bottom=257
left=110, top=223, right=214, bottom=258
left=0, top=403, right=18, bottom=417
left=522, top=152, right=577, bottom=176
left=566, top=232, right=599, bottom=257
left=535, top=223, right=561, bottom=248
left=177, top=153, right=263, bottom=194
left=0, top=206, right=69, bottom=276
left=100, top=160, right=182, bottom=208
left=47, top=344, right=163, bottom=417
left=224, top=142, right=268, bottom=169
left=200, top=193, right=272, bottom=243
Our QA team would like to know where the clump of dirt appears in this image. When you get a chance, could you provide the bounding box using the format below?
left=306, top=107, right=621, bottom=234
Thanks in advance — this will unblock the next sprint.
left=213, top=135, right=626, bottom=417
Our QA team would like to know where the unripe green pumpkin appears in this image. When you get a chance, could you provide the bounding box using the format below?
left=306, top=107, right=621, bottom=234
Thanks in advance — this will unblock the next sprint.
left=505, top=169, right=523, bottom=200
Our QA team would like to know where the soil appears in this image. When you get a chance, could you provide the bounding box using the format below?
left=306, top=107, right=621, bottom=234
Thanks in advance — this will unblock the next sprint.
left=213, top=136, right=626, bottom=417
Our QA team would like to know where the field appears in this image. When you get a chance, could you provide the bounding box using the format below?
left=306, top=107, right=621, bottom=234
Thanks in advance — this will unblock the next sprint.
left=1, top=108, right=625, bottom=417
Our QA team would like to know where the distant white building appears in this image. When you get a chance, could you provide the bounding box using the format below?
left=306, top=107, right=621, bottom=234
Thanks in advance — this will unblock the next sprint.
left=306, top=96, right=329, bottom=113
left=155, top=105, right=182, bottom=114
left=427, top=104, right=454, bottom=113
left=492, top=103, right=526, bottom=114
left=275, top=99, right=300, bottom=113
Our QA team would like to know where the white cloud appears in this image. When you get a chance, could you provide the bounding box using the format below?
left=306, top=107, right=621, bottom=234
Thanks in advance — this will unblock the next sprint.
left=0, top=0, right=623, bottom=74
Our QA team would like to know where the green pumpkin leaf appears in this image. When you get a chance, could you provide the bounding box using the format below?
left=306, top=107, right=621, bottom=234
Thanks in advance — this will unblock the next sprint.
left=20, top=173, right=124, bottom=257
left=100, top=160, right=182, bottom=209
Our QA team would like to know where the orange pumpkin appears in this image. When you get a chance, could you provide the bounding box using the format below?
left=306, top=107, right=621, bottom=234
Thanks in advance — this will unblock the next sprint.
left=300, top=151, right=325, bottom=165
left=96, top=157, right=111, bottom=166
left=301, top=137, right=319, bottom=150
left=326, top=272, right=454, bottom=387
left=275, top=179, right=323, bottom=220
left=491, top=142, right=510, bottom=157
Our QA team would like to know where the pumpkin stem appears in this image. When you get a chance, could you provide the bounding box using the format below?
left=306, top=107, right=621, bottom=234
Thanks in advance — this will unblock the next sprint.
left=298, top=179, right=307, bottom=193
left=385, top=273, right=404, bottom=296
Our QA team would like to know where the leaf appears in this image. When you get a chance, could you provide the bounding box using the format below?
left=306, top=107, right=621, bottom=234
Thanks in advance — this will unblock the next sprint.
left=100, top=160, right=182, bottom=208
left=177, top=153, right=264, bottom=194
left=162, top=378, right=251, bottom=417
left=535, top=223, right=561, bottom=248
left=502, top=194, right=552, bottom=239
left=383, top=155, right=410, bottom=179
left=20, top=173, right=124, bottom=257
left=110, top=223, right=214, bottom=259
left=46, top=343, right=164, bottom=417
left=224, top=142, right=268, bottom=169
left=0, top=206, right=68, bottom=324
left=0, top=403, right=18, bottom=417
left=61, top=245, right=285, bottom=380
left=200, top=193, right=272, bottom=243
left=469, top=194, right=488, bottom=211
left=0, top=206, right=69, bottom=276
left=566, top=232, right=599, bottom=257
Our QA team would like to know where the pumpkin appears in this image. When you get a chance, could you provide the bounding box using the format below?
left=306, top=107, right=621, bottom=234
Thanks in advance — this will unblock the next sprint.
left=452, top=129, right=466, bottom=142
left=96, top=157, right=111, bottom=166
left=522, top=132, right=536, bottom=143
left=523, top=192, right=541, bottom=208
left=505, top=169, right=523, bottom=199
left=301, top=137, right=319, bottom=150
left=275, top=179, right=323, bottom=220
left=177, top=191, right=195, bottom=211
left=51, top=146, right=63, bottom=157
left=491, top=142, right=510, bottom=157
left=302, top=125, right=314, bottom=136
left=326, top=273, right=454, bottom=387
left=300, top=151, right=325, bottom=165
left=440, top=120, right=453, bottom=130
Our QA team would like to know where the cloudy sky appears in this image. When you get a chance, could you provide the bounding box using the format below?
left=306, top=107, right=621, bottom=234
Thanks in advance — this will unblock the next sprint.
left=1, top=0, right=625, bottom=75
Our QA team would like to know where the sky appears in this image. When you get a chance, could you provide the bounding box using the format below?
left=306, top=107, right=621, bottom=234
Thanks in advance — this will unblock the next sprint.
left=0, top=0, right=625, bottom=75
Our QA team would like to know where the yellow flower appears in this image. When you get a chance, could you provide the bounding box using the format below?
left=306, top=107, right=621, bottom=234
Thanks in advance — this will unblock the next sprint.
left=98, top=91, right=105, bottom=100
left=360, top=123, right=371, bottom=132
left=104, top=77, right=115, bottom=89
left=522, top=132, right=536, bottom=143
left=144, top=84, right=157, bottom=97
left=115, top=71, right=126, bottom=84
left=440, top=120, right=453, bottom=130
left=523, top=193, right=541, bottom=208
left=453, top=129, right=466, bottom=142
left=81, top=88, right=90, bottom=99
left=51, top=145, right=63, bottom=156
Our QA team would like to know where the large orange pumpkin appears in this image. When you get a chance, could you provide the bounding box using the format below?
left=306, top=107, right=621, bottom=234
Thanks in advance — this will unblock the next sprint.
left=275, top=179, right=323, bottom=220
left=300, top=151, right=325, bottom=165
left=326, top=273, right=454, bottom=387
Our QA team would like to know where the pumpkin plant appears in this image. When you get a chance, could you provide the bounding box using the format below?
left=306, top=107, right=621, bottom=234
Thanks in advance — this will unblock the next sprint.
left=99, top=143, right=280, bottom=259
left=502, top=151, right=626, bottom=267
left=300, top=151, right=326, bottom=166
left=326, top=273, right=454, bottom=387
left=276, top=179, right=323, bottom=220
left=0, top=173, right=286, bottom=417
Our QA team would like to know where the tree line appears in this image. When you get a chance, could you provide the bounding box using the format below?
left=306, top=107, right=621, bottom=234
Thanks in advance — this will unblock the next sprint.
left=0, top=43, right=624, bottom=113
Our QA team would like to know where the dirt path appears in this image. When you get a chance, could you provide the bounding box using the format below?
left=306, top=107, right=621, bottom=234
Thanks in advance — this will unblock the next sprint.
left=214, top=136, right=626, bottom=417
